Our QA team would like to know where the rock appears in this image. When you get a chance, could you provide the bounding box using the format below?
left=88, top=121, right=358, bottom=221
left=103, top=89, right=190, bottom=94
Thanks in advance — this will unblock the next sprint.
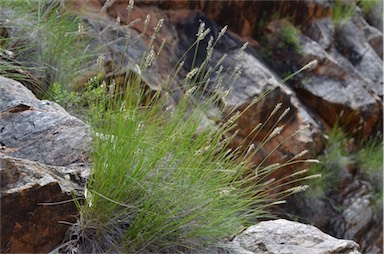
left=0, top=76, right=90, bottom=166
left=0, top=76, right=89, bottom=252
left=331, top=178, right=383, bottom=254
left=363, top=0, right=383, bottom=31
left=0, top=154, right=87, bottom=253
left=260, top=18, right=383, bottom=139
left=335, top=17, right=383, bottom=96
left=283, top=166, right=383, bottom=254
left=305, top=17, right=335, bottom=50
left=225, top=219, right=361, bottom=254
left=73, top=4, right=324, bottom=188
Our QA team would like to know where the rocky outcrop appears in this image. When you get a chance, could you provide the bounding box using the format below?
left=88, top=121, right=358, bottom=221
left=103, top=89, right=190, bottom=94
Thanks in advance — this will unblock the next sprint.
left=1, top=0, right=382, bottom=253
left=0, top=77, right=89, bottom=253
left=80, top=4, right=324, bottom=191
left=225, top=219, right=361, bottom=254
left=119, top=0, right=332, bottom=38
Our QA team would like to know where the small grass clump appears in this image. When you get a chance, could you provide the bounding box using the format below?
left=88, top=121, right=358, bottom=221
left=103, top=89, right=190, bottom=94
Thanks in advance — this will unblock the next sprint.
left=307, top=126, right=351, bottom=197
left=357, top=0, right=379, bottom=14
left=278, top=25, right=302, bottom=54
left=331, top=0, right=356, bottom=23
left=307, top=125, right=383, bottom=209
left=356, top=137, right=383, bottom=209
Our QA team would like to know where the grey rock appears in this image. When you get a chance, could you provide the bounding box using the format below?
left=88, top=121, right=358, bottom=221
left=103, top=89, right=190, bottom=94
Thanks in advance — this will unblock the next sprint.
left=363, top=0, right=383, bottom=31
left=0, top=76, right=91, bottom=166
left=335, top=18, right=383, bottom=96
left=284, top=168, right=382, bottom=254
left=305, top=18, right=335, bottom=50
left=263, top=18, right=382, bottom=138
left=227, top=219, right=361, bottom=254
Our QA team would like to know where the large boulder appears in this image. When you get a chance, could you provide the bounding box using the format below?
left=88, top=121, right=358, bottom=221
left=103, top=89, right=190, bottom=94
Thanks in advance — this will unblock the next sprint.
left=225, top=219, right=361, bottom=254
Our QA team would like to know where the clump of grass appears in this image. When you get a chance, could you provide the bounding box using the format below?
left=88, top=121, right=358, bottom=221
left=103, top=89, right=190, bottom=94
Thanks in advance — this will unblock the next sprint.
left=357, top=0, right=379, bottom=14
left=260, top=22, right=303, bottom=62
left=0, top=0, right=91, bottom=96
left=70, top=88, right=317, bottom=253
left=356, top=136, right=383, bottom=209
left=331, top=0, right=356, bottom=22
left=58, top=10, right=320, bottom=253
left=357, top=136, right=383, bottom=175
left=307, top=126, right=351, bottom=197
left=278, top=25, right=302, bottom=54
left=307, top=124, right=383, bottom=210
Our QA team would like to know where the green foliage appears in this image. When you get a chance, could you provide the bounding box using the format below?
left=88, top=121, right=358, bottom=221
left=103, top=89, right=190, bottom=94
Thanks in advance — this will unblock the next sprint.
left=0, top=0, right=91, bottom=96
left=261, top=24, right=303, bottom=59
left=357, top=138, right=383, bottom=174
left=356, top=137, right=383, bottom=208
left=358, top=0, right=379, bottom=14
left=308, top=125, right=383, bottom=209
left=307, top=126, right=350, bottom=197
left=46, top=79, right=106, bottom=115
left=331, top=0, right=355, bottom=22
left=278, top=26, right=302, bottom=54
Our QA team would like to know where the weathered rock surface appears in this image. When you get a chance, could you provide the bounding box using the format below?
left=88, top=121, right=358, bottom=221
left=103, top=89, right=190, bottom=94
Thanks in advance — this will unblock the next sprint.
left=72, top=12, right=162, bottom=93
left=225, top=219, right=361, bottom=254
left=93, top=5, right=324, bottom=191
left=163, top=10, right=323, bottom=179
left=131, top=0, right=332, bottom=38
left=0, top=76, right=89, bottom=253
left=261, top=18, right=383, bottom=139
left=0, top=76, right=90, bottom=166
left=1, top=155, right=87, bottom=253
left=284, top=165, right=383, bottom=254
